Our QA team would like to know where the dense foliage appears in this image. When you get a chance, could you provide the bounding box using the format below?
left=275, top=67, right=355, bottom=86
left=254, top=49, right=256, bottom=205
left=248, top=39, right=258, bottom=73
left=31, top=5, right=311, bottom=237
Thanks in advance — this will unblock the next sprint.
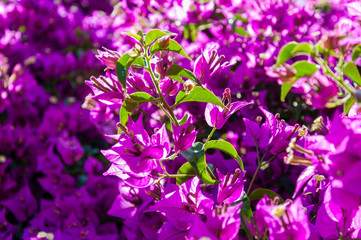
left=1, top=0, right=361, bottom=239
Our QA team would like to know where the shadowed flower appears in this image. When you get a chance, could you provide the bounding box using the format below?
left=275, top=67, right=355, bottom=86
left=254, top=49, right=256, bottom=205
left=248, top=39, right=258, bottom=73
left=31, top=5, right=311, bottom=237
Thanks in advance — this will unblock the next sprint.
left=173, top=118, right=198, bottom=152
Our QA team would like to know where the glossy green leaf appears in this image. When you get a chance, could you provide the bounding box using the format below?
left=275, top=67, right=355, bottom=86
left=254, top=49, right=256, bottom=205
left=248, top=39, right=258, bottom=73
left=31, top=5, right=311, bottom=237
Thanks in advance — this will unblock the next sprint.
left=344, top=61, right=361, bottom=86
left=129, top=92, right=155, bottom=103
left=116, top=53, right=132, bottom=88
left=176, top=162, right=196, bottom=186
left=204, top=140, right=244, bottom=171
left=132, top=56, right=145, bottom=68
left=168, top=75, right=185, bottom=84
left=352, top=45, right=361, bottom=61
left=249, top=188, right=285, bottom=204
left=150, top=39, right=191, bottom=60
left=119, top=99, right=138, bottom=126
left=241, top=195, right=253, bottom=222
left=175, top=86, right=227, bottom=108
left=145, top=29, right=172, bottom=46
left=180, top=142, right=219, bottom=184
left=280, top=81, right=294, bottom=102
left=122, top=32, right=142, bottom=43
left=292, top=42, right=313, bottom=55
left=276, top=42, right=298, bottom=67
left=178, top=113, right=189, bottom=125
left=344, top=97, right=356, bottom=115
left=292, top=61, right=320, bottom=78
left=276, top=42, right=313, bottom=67
left=166, top=65, right=200, bottom=84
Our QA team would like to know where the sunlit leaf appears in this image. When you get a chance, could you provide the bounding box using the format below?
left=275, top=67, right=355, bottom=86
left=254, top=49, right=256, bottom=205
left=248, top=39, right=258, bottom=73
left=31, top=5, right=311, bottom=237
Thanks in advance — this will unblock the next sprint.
left=175, top=86, right=226, bottom=108
left=150, top=39, right=191, bottom=60
left=344, top=61, right=361, bottom=86
left=204, top=140, right=244, bottom=171
left=176, top=162, right=196, bottom=185
left=292, top=61, right=319, bottom=78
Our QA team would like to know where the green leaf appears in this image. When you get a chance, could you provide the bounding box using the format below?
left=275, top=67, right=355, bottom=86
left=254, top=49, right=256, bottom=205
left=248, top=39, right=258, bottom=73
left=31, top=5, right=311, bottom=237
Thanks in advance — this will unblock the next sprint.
left=292, top=61, right=320, bottom=78
left=145, top=29, right=173, bottom=46
left=175, top=86, right=227, bottom=109
left=241, top=195, right=253, bottom=222
left=281, top=81, right=294, bottom=102
left=276, top=42, right=298, bottom=67
left=234, top=27, right=249, bottom=37
left=168, top=75, right=185, bottom=84
left=204, top=140, right=244, bottom=171
left=129, top=92, right=155, bottom=103
left=179, top=114, right=189, bottom=125
left=344, top=97, right=356, bottom=115
left=292, top=42, right=313, bottom=55
left=344, top=61, right=361, bottom=86
left=352, top=45, right=361, bottom=61
left=180, top=142, right=219, bottom=184
left=132, top=56, right=145, bottom=68
left=150, top=39, right=191, bottom=60
left=176, top=162, right=196, bottom=186
left=248, top=188, right=285, bottom=204
left=119, top=99, right=138, bottom=126
left=166, top=65, right=200, bottom=85
left=122, top=32, right=142, bottom=43
left=276, top=42, right=313, bottom=67
left=116, top=53, right=132, bottom=88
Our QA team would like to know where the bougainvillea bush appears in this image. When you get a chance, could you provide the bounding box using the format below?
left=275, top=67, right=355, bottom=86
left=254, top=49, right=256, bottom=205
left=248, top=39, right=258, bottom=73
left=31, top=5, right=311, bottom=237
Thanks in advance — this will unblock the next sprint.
left=1, top=0, right=361, bottom=239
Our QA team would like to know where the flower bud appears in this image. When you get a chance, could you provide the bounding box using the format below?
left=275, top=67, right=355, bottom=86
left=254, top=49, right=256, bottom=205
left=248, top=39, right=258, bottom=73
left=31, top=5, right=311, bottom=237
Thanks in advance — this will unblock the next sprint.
left=96, top=48, right=120, bottom=70
left=135, top=43, right=143, bottom=53
left=128, top=48, right=139, bottom=58
left=158, top=35, right=170, bottom=49
left=183, top=80, right=195, bottom=94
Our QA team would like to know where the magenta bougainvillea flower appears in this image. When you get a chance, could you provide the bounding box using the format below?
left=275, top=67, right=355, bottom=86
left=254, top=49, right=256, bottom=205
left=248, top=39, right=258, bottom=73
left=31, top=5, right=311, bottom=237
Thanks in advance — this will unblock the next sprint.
left=193, top=45, right=235, bottom=85
left=103, top=114, right=170, bottom=187
left=85, top=72, right=125, bottom=105
left=216, top=168, right=245, bottom=205
left=148, top=177, right=214, bottom=234
left=96, top=47, right=121, bottom=70
left=172, top=118, right=198, bottom=152
left=306, top=115, right=361, bottom=210
left=249, top=195, right=310, bottom=240
left=205, top=88, right=253, bottom=129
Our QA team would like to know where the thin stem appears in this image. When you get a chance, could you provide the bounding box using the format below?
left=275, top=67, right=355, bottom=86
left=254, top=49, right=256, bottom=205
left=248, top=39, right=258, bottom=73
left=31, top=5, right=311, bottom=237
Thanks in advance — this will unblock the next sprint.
left=145, top=55, right=180, bottom=126
left=158, top=173, right=196, bottom=178
left=206, top=165, right=217, bottom=180
left=251, top=132, right=260, bottom=165
left=205, top=126, right=217, bottom=145
left=315, top=56, right=355, bottom=95
left=246, top=148, right=279, bottom=196
left=158, top=103, right=177, bottom=123
left=158, top=159, right=169, bottom=176
left=162, top=151, right=180, bottom=161
left=171, top=94, right=187, bottom=110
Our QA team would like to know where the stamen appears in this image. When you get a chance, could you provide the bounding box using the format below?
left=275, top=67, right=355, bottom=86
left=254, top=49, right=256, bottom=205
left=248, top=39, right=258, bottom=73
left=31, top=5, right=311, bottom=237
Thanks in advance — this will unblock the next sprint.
left=99, top=75, right=118, bottom=92
left=284, top=152, right=312, bottom=166
left=116, top=122, right=129, bottom=135
left=313, top=174, right=325, bottom=182
left=231, top=169, right=241, bottom=184
left=286, top=124, right=300, bottom=140
left=146, top=190, right=160, bottom=200
left=223, top=173, right=231, bottom=189
left=271, top=205, right=286, bottom=217
left=90, top=76, right=111, bottom=92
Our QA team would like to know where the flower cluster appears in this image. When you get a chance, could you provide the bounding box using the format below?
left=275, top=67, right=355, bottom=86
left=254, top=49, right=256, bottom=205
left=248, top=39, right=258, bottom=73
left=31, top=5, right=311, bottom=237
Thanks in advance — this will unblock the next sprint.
left=2, top=0, right=361, bottom=239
